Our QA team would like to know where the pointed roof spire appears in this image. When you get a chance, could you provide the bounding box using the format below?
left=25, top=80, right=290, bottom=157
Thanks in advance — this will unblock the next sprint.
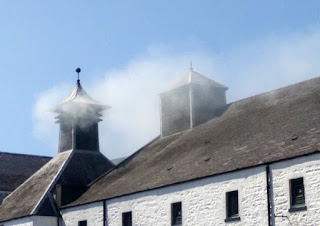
left=54, top=69, right=110, bottom=113
left=76, top=67, right=81, bottom=84
left=190, top=61, right=193, bottom=71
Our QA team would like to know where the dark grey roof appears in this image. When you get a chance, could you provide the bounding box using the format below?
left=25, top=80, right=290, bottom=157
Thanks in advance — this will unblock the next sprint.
left=0, top=152, right=51, bottom=192
left=67, top=76, right=320, bottom=207
left=162, top=69, right=228, bottom=93
left=0, top=151, right=72, bottom=222
left=0, top=149, right=115, bottom=223
left=57, top=150, right=115, bottom=187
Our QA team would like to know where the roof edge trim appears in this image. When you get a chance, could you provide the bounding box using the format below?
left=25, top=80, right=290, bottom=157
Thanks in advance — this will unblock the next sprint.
left=31, top=150, right=74, bottom=215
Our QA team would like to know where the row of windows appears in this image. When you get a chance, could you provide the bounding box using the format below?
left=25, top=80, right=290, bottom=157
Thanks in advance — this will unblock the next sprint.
left=120, top=194, right=239, bottom=226
left=77, top=177, right=306, bottom=226
left=121, top=202, right=183, bottom=226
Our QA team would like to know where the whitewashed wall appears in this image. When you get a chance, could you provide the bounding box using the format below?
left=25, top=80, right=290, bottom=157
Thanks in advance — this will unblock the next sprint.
left=61, top=201, right=104, bottom=226
left=105, top=166, right=268, bottom=226
left=2, top=216, right=57, bottom=226
left=2, top=217, right=33, bottom=226
left=271, top=153, right=320, bottom=226
left=33, top=216, right=57, bottom=226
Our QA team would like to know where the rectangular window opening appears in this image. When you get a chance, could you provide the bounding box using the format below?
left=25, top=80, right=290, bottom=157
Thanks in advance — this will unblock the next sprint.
left=225, top=190, right=240, bottom=222
left=289, top=177, right=307, bottom=212
left=171, top=202, right=182, bottom=226
left=78, top=220, right=87, bottom=226
left=122, top=211, right=132, bottom=226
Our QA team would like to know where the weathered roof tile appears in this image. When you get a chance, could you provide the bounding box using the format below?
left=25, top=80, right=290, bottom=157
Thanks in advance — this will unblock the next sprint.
left=0, top=152, right=51, bottom=192
left=67, top=76, right=320, bottom=207
left=0, top=151, right=72, bottom=222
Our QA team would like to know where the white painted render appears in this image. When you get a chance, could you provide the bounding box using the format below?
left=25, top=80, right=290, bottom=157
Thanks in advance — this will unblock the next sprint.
left=2, top=216, right=57, bottom=226
left=61, top=201, right=104, bottom=226
left=2, top=217, right=33, bottom=226
left=32, top=153, right=320, bottom=226
left=271, top=153, right=320, bottom=226
left=105, top=166, right=268, bottom=226
left=33, top=216, right=57, bottom=226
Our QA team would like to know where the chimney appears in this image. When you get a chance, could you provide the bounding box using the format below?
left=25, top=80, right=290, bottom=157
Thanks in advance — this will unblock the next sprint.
left=160, top=68, right=228, bottom=137
left=54, top=80, right=110, bottom=152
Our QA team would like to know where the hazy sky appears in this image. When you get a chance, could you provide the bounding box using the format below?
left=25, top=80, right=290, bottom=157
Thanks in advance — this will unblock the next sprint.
left=1, top=1, right=320, bottom=159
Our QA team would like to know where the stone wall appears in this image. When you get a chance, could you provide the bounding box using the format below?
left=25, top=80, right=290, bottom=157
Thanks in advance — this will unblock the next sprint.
left=2, top=216, right=57, bottom=226
left=61, top=201, right=104, bottom=226
left=57, top=153, right=320, bottom=226
left=105, top=166, right=268, bottom=226
left=271, top=153, right=320, bottom=226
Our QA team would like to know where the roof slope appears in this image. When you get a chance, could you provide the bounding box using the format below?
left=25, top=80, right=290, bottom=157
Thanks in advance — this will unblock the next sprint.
left=163, top=69, right=228, bottom=93
left=69, top=76, right=320, bottom=207
left=57, top=151, right=114, bottom=186
left=0, top=151, right=72, bottom=222
left=0, top=152, right=51, bottom=192
left=0, top=150, right=115, bottom=222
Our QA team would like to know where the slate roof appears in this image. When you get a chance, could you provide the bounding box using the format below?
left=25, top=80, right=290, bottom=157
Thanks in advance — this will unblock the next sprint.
left=0, top=150, right=115, bottom=223
left=67, top=76, right=320, bottom=207
left=57, top=151, right=115, bottom=187
left=0, top=152, right=51, bottom=192
left=162, top=69, right=228, bottom=93
left=0, top=151, right=72, bottom=222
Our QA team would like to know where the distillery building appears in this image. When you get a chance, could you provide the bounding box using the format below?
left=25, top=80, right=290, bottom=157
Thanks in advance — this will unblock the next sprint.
left=0, top=68, right=320, bottom=226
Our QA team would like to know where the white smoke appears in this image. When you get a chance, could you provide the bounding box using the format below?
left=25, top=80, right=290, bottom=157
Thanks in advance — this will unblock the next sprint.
left=32, top=84, right=73, bottom=154
left=33, top=28, right=320, bottom=159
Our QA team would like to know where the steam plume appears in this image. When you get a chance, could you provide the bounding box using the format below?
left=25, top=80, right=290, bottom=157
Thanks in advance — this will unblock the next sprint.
left=33, top=28, right=320, bottom=158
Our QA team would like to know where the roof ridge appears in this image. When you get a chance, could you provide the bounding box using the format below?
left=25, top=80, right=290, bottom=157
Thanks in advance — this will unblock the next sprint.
left=228, top=75, right=320, bottom=106
left=31, top=150, right=74, bottom=215
left=0, top=150, right=73, bottom=222
left=0, top=151, right=51, bottom=158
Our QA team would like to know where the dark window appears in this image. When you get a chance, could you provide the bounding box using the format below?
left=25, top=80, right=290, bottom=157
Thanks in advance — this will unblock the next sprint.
left=171, top=202, right=182, bottom=225
left=78, top=220, right=87, bottom=226
left=225, top=190, right=240, bottom=222
left=122, top=211, right=132, bottom=226
left=289, top=177, right=306, bottom=212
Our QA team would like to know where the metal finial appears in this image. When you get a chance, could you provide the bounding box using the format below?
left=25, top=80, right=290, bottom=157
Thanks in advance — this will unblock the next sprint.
left=190, top=61, right=193, bottom=71
left=76, top=68, right=81, bottom=83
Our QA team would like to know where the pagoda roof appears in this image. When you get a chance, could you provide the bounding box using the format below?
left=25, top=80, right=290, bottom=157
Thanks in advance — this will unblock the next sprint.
left=54, top=81, right=109, bottom=113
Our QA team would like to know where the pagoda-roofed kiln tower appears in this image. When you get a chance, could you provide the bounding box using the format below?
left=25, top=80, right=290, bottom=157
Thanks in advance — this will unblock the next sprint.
left=50, top=69, right=114, bottom=207
left=54, top=77, right=110, bottom=153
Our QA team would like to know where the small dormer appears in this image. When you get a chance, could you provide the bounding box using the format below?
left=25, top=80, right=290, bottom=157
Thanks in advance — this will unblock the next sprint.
left=54, top=71, right=110, bottom=152
left=160, top=68, right=228, bottom=137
